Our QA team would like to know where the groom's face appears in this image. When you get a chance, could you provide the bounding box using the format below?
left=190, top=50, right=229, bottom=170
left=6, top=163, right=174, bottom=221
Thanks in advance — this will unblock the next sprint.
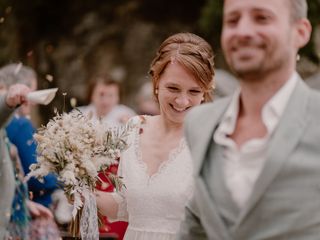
left=221, top=0, right=297, bottom=79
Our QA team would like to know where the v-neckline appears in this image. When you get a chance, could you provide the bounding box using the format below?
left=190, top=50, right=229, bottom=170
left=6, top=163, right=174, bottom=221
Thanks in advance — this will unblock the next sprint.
left=134, top=116, right=186, bottom=182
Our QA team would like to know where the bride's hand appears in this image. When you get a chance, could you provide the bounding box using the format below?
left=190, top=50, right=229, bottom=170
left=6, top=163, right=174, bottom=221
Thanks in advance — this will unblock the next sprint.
left=94, top=190, right=107, bottom=207
left=94, top=190, right=118, bottom=218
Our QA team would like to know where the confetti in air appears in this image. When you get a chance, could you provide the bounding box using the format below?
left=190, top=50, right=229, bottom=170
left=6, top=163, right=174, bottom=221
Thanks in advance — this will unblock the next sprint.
left=70, top=98, right=77, bottom=108
left=45, top=74, right=54, bottom=82
left=62, top=93, right=67, bottom=112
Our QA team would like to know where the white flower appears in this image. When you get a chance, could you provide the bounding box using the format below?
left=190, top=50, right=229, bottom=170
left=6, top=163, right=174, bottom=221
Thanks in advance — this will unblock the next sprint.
left=61, top=170, right=77, bottom=185
left=27, top=109, right=135, bottom=218
left=108, top=149, right=114, bottom=154
left=82, top=160, right=97, bottom=178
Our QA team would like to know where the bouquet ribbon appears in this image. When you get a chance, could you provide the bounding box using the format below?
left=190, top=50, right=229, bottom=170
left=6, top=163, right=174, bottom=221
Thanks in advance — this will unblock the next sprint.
left=80, top=189, right=99, bottom=240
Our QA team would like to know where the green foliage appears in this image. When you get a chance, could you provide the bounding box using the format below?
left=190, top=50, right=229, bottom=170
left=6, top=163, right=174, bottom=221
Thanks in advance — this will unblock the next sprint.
left=198, top=0, right=223, bottom=50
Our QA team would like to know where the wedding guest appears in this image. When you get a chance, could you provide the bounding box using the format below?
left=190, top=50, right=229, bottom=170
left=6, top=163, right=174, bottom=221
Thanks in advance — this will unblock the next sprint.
left=178, top=0, right=319, bottom=239
left=0, top=82, right=31, bottom=240
left=96, top=32, right=215, bottom=240
left=6, top=133, right=58, bottom=240
left=1, top=63, right=59, bottom=208
left=135, top=81, right=159, bottom=116
left=0, top=63, right=60, bottom=240
left=79, top=75, right=136, bottom=127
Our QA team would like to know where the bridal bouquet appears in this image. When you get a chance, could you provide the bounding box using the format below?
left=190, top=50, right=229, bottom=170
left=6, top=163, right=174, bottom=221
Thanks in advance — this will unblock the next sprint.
left=26, top=109, right=135, bottom=239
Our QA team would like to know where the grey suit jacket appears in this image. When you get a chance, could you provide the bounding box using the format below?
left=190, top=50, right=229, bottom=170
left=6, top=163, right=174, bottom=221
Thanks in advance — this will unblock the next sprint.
left=0, top=94, right=15, bottom=240
left=178, top=79, right=320, bottom=240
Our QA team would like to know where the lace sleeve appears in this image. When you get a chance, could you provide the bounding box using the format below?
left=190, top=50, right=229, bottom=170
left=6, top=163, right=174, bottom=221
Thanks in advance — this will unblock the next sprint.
left=109, top=141, right=129, bottom=222
left=109, top=116, right=142, bottom=222
left=109, top=191, right=128, bottom=222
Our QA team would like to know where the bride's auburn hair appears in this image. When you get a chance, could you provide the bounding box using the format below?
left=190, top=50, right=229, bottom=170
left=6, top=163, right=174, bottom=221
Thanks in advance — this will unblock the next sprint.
left=149, top=32, right=215, bottom=102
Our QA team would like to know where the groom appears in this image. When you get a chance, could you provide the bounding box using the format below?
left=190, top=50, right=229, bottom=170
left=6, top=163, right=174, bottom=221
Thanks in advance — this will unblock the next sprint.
left=179, top=0, right=320, bottom=239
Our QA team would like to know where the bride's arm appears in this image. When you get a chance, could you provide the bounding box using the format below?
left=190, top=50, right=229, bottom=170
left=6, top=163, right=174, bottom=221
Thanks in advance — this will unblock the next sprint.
left=95, top=190, right=119, bottom=219
left=95, top=117, right=137, bottom=221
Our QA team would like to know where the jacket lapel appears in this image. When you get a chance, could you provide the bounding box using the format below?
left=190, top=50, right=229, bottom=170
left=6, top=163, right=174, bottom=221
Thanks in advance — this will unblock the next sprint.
left=196, top=176, right=233, bottom=240
left=235, top=79, right=310, bottom=227
left=188, top=98, right=232, bottom=239
left=191, top=98, right=231, bottom=175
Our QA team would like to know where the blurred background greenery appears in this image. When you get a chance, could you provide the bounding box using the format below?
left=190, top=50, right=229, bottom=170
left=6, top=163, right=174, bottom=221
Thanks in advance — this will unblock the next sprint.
left=1, top=0, right=320, bottom=123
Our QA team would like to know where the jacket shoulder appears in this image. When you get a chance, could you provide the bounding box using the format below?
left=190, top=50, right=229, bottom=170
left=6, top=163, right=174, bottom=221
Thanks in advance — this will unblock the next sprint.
left=307, top=88, right=320, bottom=119
left=184, top=97, right=231, bottom=145
left=186, top=97, right=231, bottom=127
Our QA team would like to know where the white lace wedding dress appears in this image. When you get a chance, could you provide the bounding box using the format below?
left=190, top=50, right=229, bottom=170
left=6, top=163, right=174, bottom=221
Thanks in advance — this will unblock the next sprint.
left=111, top=116, right=194, bottom=240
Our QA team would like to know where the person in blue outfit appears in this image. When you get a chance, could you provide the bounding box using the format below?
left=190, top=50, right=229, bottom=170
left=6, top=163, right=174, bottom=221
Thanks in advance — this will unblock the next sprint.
left=1, top=63, right=58, bottom=207
left=6, top=116, right=58, bottom=207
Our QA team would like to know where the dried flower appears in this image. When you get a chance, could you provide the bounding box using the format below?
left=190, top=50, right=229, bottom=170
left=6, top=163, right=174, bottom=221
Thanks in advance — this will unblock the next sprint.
left=26, top=109, right=136, bottom=219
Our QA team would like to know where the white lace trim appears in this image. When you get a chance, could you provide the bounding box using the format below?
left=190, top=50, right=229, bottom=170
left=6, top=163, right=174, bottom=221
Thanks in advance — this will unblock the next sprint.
left=133, top=116, right=187, bottom=182
left=80, top=191, right=99, bottom=240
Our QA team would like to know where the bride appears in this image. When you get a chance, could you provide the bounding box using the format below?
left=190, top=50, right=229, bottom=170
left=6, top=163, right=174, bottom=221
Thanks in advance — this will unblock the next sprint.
left=96, top=32, right=215, bottom=240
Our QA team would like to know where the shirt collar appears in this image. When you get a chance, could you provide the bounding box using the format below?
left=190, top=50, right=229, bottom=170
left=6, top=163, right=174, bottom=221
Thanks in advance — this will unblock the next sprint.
left=217, top=72, right=299, bottom=135
left=262, top=71, right=298, bottom=120
left=217, top=88, right=240, bottom=135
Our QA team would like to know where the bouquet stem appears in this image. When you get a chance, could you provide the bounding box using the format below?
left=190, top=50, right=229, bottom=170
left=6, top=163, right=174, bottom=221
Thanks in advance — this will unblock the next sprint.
left=69, top=208, right=83, bottom=239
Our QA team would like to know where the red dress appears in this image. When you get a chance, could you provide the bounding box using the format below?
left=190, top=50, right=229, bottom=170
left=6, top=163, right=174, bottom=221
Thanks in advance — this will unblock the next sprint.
left=96, top=164, right=128, bottom=240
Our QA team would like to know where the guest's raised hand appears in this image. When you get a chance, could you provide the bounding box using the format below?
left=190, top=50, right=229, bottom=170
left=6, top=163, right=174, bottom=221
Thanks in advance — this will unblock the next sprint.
left=5, top=83, right=31, bottom=108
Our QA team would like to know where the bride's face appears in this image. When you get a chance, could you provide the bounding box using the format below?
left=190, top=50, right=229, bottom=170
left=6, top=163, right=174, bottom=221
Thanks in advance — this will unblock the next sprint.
left=157, top=62, right=204, bottom=125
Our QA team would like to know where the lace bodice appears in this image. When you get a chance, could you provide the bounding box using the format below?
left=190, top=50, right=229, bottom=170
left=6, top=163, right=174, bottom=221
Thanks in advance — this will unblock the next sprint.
left=111, top=116, right=194, bottom=239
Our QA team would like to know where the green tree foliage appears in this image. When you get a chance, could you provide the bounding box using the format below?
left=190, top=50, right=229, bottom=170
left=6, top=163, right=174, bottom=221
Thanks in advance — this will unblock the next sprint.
left=198, top=0, right=223, bottom=51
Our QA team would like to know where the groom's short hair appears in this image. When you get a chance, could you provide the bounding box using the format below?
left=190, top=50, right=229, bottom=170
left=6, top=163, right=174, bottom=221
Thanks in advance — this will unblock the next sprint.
left=289, top=0, right=308, bottom=21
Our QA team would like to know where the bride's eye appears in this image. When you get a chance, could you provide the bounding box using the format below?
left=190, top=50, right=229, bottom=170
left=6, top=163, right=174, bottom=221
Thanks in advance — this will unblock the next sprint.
left=167, top=86, right=179, bottom=92
left=189, top=89, right=202, bottom=96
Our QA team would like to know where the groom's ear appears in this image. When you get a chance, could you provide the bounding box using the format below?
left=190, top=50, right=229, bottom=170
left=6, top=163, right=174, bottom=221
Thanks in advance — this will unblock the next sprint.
left=294, top=18, right=312, bottom=49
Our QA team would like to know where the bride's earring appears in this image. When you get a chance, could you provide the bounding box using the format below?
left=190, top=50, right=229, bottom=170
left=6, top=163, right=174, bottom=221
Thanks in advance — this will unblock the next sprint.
left=155, top=88, right=159, bottom=95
